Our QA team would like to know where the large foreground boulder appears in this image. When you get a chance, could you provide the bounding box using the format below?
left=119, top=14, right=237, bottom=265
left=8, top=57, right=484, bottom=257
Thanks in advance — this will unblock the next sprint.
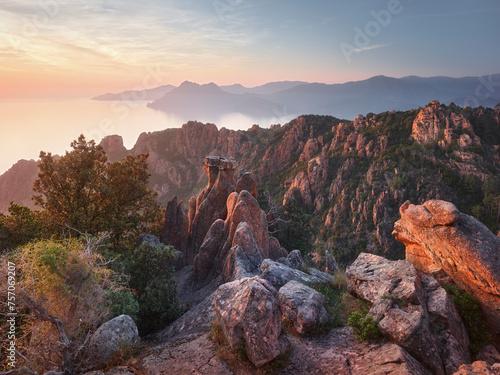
left=213, top=277, right=282, bottom=367
left=347, top=253, right=470, bottom=375
left=278, top=280, right=329, bottom=335
left=89, top=315, right=139, bottom=365
left=393, top=200, right=500, bottom=346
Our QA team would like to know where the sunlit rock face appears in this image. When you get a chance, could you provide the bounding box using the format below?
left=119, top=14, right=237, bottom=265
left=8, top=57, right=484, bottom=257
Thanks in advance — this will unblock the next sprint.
left=393, top=199, right=500, bottom=349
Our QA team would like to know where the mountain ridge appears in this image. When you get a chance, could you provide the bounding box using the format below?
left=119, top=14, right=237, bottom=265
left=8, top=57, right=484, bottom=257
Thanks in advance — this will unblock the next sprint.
left=3, top=101, right=499, bottom=266
left=92, top=74, right=500, bottom=121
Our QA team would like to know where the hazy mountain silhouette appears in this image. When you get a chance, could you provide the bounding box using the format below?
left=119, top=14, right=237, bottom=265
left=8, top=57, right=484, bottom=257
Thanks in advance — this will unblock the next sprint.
left=147, top=81, right=286, bottom=119
left=221, top=81, right=309, bottom=95
left=92, top=84, right=176, bottom=101
left=93, top=74, right=500, bottom=120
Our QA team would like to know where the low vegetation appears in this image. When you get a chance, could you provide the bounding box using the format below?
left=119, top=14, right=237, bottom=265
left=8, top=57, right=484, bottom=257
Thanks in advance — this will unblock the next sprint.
left=347, top=312, right=383, bottom=341
left=443, top=283, right=491, bottom=353
left=0, top=136, right=179, bottom=373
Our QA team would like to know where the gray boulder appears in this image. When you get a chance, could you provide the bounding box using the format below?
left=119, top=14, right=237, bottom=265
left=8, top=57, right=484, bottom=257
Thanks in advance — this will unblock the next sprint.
left=89, top=315, right=139, bottom=365
left=278, top=280, right=329, bottom=335
left=222, top=223, right=263, bottom=282
left=214, top=276, right=281, bottom=367
left=306, top=267, right=335, bottom=283
left=259, top=259, right=326, bottom=289
left=278, top=249, right=304, bottom=269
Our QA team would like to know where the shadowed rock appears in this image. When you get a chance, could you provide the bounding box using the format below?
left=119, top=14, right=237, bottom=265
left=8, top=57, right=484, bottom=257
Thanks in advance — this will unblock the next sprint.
left=193, top=219, right=226, bottom=283
left=160, top=196, right=188, bottom=252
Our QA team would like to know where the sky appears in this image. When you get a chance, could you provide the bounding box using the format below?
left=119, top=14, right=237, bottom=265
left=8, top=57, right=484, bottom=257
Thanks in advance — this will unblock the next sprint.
left=1, top=0, right=500, bottom=99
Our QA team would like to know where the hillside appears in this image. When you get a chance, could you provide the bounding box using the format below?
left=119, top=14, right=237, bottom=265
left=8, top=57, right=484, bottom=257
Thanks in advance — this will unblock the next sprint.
left=3, top=101, right=499, bottom=264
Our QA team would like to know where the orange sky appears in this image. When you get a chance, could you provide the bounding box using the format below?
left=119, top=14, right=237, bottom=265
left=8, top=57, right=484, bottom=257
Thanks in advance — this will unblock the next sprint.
left=2, top=2, right=498, bottom=100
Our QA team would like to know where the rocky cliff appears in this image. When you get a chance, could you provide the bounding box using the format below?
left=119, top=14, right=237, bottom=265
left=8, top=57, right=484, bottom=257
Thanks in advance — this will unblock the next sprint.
left=1, top=103, right=499, bottom=266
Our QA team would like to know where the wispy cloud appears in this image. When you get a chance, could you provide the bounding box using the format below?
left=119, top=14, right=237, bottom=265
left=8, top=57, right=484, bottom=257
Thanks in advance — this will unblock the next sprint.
left=353, top=44, right=391, bottom=53
left=0, top=0, right=265, bottom=75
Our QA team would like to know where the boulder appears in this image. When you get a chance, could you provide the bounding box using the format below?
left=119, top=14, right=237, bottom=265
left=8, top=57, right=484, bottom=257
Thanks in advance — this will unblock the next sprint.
left=278, top=280, right=329, bottom=334
left=222, top=222, right=263, bottom=282
left=214, top=277, right=281, bottom=367
left=378, top=307, right=444, bottom=375
left=352, top=342, right=433, bottom=375
left=310, top=249, right=339, bottom=275
left=452, top=361, right=500, bottom=375
left=277, top=249, right=304, bottom=269
left=393, top=200, right=500, bottom=346
left=306, top=267, right=335, bottom=283
left=259, top=259, right=326, bottom=289
left=89, top=315, right=139, bottom=365
left=160, top=196, right=188, bottom=253
left=346, top=252, right=424, bottom=305
left=171, top=249, right=184, bottom=271
left=347, top=253, right=470, bottom=375
left=477, top=345, right=500, bottom=366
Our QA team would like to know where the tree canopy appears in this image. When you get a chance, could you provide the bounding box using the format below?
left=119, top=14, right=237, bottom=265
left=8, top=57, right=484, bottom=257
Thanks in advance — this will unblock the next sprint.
left=32, top=135, right=162, bottom=245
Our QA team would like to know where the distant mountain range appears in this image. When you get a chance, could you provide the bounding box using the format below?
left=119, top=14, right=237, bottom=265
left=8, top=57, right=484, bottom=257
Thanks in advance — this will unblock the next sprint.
left=93, top=74, right=500, bottom=120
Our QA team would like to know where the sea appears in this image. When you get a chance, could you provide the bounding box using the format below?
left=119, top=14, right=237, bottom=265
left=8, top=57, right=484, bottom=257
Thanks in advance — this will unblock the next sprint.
left=0, top=98, right=290, bottom=175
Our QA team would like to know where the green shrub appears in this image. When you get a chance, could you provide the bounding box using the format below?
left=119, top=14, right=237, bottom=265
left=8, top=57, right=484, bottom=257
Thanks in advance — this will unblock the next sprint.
left=108, top=289, right=140, bottom=321
left=123, top=242, right=182, bottom=335
left=443, top=283, right=491, bottom=353
left=348, top=312, right=382, bottom=341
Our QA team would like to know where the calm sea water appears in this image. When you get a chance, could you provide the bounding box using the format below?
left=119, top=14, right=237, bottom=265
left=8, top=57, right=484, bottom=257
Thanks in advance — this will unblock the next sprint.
left=0, top=98, right=290, bottom=175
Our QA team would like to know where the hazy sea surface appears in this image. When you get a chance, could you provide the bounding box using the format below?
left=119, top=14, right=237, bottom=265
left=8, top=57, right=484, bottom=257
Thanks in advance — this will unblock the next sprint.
left=0, top=98, right=290, bottom=175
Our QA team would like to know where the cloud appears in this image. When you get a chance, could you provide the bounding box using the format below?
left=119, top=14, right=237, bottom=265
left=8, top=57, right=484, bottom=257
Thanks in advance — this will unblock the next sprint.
left=353, top=44, right=391, bottom=53
left=0, top=0, right=265, bottom=75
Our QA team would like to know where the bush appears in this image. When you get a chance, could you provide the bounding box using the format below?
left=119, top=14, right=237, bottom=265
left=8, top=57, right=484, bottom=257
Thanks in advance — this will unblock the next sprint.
left=443, top=283, right=491, bottom=353
left=348, top=312, right=382, bottom=341
left=0, top=237, right=128, bottom=373
left=122, top=242, right=182, bottom=335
